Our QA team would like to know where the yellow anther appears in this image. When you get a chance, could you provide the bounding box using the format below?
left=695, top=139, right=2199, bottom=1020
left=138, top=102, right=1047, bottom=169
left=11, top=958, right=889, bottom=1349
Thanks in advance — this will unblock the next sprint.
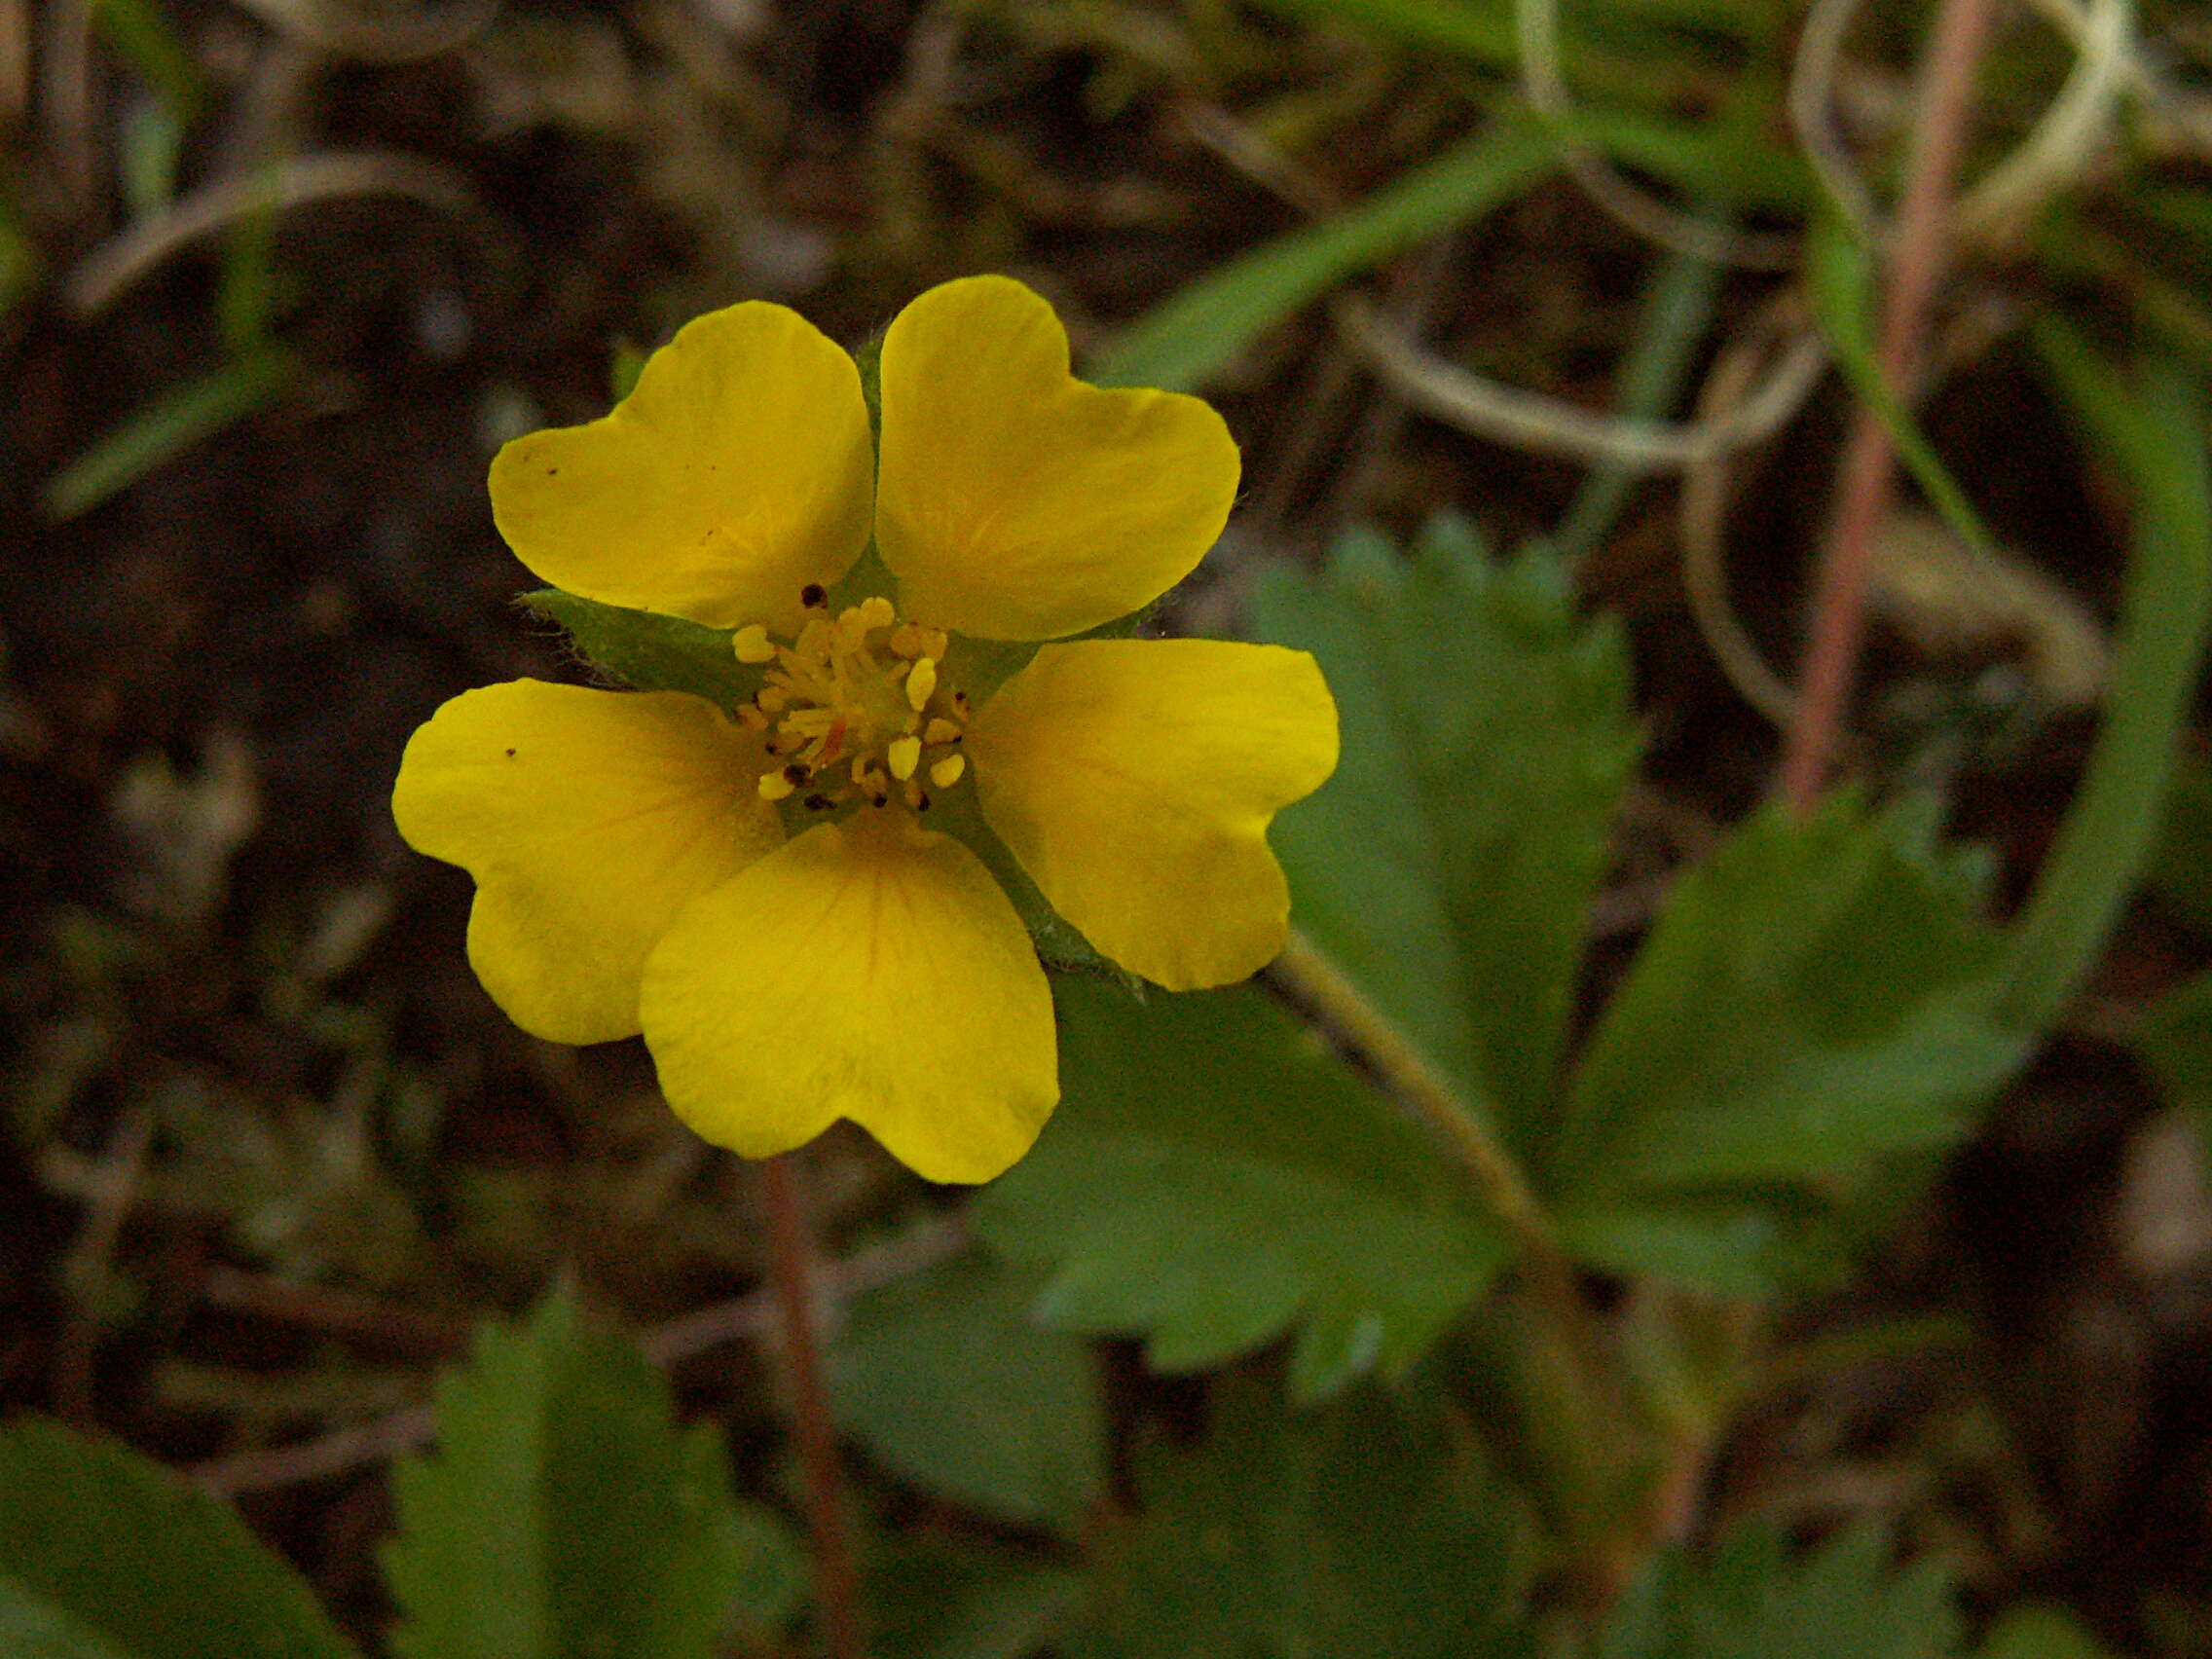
left=888, top=623, right=931, bottom=659
left=905, top=657, right=939, bottom=712
left=732, top=624, right=775, bottom=663
left=756, top=685, right=790, bottom=713
left=736, top=704, right=768, bottom=730
left=887, top=735, right=923, bottom=781
left=757, top=771, right=795, bottom=802
left=856, top=595, right=897, bottom=632
left=924, top=718, right=963, bottom=746
left=930, top=753, right=966, bottom=790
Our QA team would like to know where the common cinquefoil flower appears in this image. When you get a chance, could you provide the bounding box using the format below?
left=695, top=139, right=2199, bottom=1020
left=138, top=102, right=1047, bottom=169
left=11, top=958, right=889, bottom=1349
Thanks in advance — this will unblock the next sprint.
left=393, top=276, right=1338, bottom=1182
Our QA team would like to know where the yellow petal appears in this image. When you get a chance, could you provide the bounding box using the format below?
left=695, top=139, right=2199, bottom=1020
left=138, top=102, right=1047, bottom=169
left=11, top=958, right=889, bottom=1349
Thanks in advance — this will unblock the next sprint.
left=490, top=303, right=872, bottom=629
left=392, top=682, right=784, bottom=1045
left=639, top=814, right=1057, bottom=1184
left=968, top=640, right=1337, bottom=990
left=875, top=276, right=1240, bottom=642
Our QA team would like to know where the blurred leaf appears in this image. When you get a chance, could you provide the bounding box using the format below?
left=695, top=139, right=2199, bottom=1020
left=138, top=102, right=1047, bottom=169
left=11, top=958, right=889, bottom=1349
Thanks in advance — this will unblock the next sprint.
left=1598, top=1522, right=1962, bottom=1659
left=1558, top=223, right=1725, bottom=563
left=1073, top=1377, right=1530, bottom=1659
left=2129, top=969, right=2212, bottom=1143
left=384, top=1288, right=792, bottom=1659
left=520, top=589, right=754, bottom=707
left=95, top=0, right=206, bottom=121
left=2000, top=336, right=2212, bottom=1031
left=1808, top=213, right=2000, bottom=567
left=1975, top=1604, right=2120, bottom=1659
left=977, top=978, right=1506, bottom=1401
left=0, top=1417, right=361, bottom=1659
left=1088, top=126, right=1553, bottom=391
left=1251, top=516, right=1640, bottom=1148
left=118, top=97, right=186, bottom=219
left=829, top=1253, right=1105, bottom=1535
left=218, top=176, right=284, bottom=353
left=0, top=209, right=37, bottom=322
left=44, top=350, right=298, bottom=520
left=1548, top=795, right=2024, bottom=1290
left=868, top=1538, right=1084, bottom=1659
left=1549, top=104, right=1813, bottom=212
left=2144, top=754, right=2212, bottom=930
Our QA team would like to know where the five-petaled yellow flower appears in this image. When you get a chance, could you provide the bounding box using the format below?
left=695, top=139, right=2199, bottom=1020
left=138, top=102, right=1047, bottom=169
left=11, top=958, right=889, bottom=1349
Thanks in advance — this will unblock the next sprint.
left=393, top=276, right=1338, bottom=1182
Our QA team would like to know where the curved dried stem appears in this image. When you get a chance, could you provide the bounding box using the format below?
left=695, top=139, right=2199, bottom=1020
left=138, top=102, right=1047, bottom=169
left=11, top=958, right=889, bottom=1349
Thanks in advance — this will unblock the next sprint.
left=1515, top=0, right=1798, bottom=270
left=1335, top=294, right=1827, bottom=472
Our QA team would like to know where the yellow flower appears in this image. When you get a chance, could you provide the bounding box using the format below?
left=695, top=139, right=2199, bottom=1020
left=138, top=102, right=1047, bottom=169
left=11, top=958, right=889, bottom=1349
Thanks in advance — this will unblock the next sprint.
left=393, top=276, right=1338, bottom=1182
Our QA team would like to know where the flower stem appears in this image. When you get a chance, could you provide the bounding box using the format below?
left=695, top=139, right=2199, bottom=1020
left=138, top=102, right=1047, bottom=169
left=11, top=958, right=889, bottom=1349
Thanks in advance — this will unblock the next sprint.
left=1273, top=928, right=1564, bottom=1271
left=1272, top=929, right=1633, bottom=1582
left=1778, top=0, right=1998, bottom=811
left=757, top=1153, right=868, bottom=1659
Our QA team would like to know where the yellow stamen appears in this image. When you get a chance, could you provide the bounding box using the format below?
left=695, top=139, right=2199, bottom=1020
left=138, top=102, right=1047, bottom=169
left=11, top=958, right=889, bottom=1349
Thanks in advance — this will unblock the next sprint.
left=924, top=718, right=963, bottom=746
left=855, top=595, right=897, bottom=632
left=888, top=623, right=931, bottom=659
left=757, top=771, right=795, bottom=801
left=732, top=624, right=775, bottom=664
left=906, top=657, right=939, bottom=711
left=930, top=753, right=966, bottom=790
left=887, top=735, right=922, bottom=781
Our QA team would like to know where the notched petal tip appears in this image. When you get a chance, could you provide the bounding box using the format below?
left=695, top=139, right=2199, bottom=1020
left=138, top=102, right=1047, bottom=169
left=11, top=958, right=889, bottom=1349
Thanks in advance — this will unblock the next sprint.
left=392, top=680, right=784, bottom=1047
left=876, top=275, right=1241, bottom=642
left=969, top=638, right=1338, bottom=992
left=640, top=814, right=1059, bottom=1184
left=490, top=301, right=873, bottom=629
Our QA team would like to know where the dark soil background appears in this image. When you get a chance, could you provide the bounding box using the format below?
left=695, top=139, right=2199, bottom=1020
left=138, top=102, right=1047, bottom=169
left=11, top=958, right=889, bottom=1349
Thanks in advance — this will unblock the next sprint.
left=3, top=0, right=2210, bottom=1651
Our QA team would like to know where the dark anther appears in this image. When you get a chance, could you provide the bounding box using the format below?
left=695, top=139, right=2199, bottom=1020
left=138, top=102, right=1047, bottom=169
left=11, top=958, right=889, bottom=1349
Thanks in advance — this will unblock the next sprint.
left=915, top=792, right=932, bottom=811
left=803, top=793, right=834, bottom=811
left=783, top=762, right=811, bottom=786
left=505, top=748, right=517, bottom=757
left=870, top=793, right=889, bottom=808
left=800, top=583, right=828, bottom=608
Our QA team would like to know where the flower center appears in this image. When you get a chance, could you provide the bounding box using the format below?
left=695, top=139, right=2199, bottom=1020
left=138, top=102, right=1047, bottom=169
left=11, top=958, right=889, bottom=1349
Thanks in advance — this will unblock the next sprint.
left=730, top=589, right=971, bottom=815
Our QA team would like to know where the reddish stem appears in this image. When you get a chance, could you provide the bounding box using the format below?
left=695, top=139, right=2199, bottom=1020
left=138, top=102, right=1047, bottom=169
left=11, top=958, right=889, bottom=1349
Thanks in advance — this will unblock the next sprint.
left=1777, top=0, right=2000, bottom=812
left=757, top=1153, right=868, bottom=1659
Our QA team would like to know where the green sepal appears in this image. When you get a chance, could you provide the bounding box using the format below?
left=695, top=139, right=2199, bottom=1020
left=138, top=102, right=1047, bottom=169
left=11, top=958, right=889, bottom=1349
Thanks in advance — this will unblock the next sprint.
left=519, top=588, right=757, bottom=709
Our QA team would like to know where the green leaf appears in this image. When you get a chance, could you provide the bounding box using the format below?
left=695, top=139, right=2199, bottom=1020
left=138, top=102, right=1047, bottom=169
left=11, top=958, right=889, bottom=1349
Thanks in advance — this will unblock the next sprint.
left=976, top=977, right=1507, bottom=1401
left=1998, top=338, right=2212, bottom=1032
left=2144, top=755, right=2212, bottom=931
left=2129, top=969, right=2212, bottom=1153
left=383, top=1288, right=794, bottom=1659
left=1976, top=1604, right=2119, bottom=1659
left=867, top=1538, right=1084, bottom=1659
left=0, top=1417, right=361, bottom=1659
left=1251, top=516, right=1640, bottom=1149
left=1075, top=1377, right=1530, bottom=1659
left=43, top=350, right=297, bottom=521
left=519, top=589, right=755, bottom=708
left=1088, top=127, right=1554, bottom=391
left=1549, top=795, right=2025, bottom=1289
left=829, top=1253, right=1105, bottom=1535
left=1599, top=1522, right=1962, bottom=1659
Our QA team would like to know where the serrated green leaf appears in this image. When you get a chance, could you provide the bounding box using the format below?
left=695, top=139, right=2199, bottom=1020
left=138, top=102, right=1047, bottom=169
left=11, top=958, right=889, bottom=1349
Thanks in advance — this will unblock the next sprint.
left=1549, top=795, right=2025, bottom=1289
left=829, top=1253, right=1104, bottom=1534
left=0, top=1417, right=361, bottom=1659
left=976, top=977, right=1506, bottom=1400
left=383, top=1288, right=793, bottom=1659
left=1251, top=516, right=1640, bottom=1150
left=519, top=589, right=755, bottom=708
left=1599, top=1522, right=1962, bottom=1659
left=1075, top=1377, right=1530, bottom=1659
